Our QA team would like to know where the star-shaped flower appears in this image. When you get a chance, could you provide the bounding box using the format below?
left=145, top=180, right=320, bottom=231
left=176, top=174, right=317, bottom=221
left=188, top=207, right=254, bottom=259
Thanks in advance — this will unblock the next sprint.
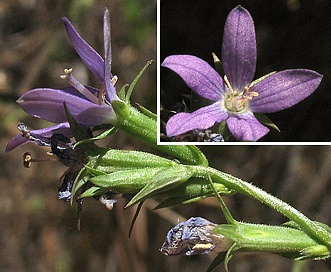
left=6, top=9, right=119, bottom=151
left=162, top=6, right=323, bottom=141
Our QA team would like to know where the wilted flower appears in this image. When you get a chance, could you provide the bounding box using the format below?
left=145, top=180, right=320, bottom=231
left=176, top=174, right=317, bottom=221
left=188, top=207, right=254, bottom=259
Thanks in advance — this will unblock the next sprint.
left=6, top=8, right=119, bottom=151
left=160, top=217, right=217, bottom=256
left=6, top=122, right=72, bottom=151
left=162, top=6, right=323, bottom=141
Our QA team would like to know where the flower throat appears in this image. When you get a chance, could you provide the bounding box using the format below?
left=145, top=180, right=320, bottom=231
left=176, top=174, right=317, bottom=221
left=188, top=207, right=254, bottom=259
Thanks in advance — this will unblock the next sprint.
left=223, top=75, right=258, bottom=113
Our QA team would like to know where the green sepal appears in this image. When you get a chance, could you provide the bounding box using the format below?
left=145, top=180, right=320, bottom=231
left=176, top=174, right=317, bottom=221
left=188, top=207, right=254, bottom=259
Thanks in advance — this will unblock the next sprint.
left=125, top=60, right=153, bottom=102
left=206, top=252, right=227, bottom=272
left=118, top=83, right=129, bottom=101
left=126, top=165, right=193, bottom=207
left=76, top=126, right=118, bottom=146
left=84, top=165, right=107, bottom=176
left=212, top=52, right=223, bottom=76
left=300, top=245, right=331, bottom=260
left=249, top=71, right=276, bottom=88
left=254, top=112, right=280, bottom=132
left=112, top=100, right=208, bottom=166
left=63, top=102, right=91, bottom=142
left=136, top=103, right=157, bottom=121
left=70, top=167, right=90, bottom=204
left=129, top=202, right=144, bottom=238
left=154, top=178, right=234, bottom=209
left=79, top=186, right=109, bottom=198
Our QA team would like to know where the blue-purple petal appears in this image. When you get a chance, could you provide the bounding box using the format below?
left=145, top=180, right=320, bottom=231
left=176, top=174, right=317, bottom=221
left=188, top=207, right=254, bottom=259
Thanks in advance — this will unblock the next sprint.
left=166, top=102, right=228, bottom=137
left=103, top=9, right=119, bottom=101
left=249, top=69, right=323, bottom=113
left=5, top=122, right=72, bottom=152
left=162, top=55, right=225, bottom=101
left=62, top=17, right=105, bottom=82
left=226, top=112, right=269, bottom=141
left=18, top=88, right=115, bottom=126
left=222, top=6, right=256, bottom=90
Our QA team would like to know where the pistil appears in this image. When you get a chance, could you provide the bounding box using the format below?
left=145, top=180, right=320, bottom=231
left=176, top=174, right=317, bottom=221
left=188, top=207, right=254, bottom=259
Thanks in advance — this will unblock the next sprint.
left=61, top=68, right=103, bottom=105
left=223, top=75, right=259, bottom=112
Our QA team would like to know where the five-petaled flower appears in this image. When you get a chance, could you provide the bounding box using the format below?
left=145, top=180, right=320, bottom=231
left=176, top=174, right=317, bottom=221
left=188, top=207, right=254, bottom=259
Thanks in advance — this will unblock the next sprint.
left=6, top=9, right=119, bottom=151
left=162, top=5, right=323, bottom=141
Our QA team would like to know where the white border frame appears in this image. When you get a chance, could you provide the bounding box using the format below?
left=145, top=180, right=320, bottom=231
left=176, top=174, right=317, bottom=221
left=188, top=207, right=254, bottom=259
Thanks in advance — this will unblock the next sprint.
left=156, top=1, right=329, bottom=146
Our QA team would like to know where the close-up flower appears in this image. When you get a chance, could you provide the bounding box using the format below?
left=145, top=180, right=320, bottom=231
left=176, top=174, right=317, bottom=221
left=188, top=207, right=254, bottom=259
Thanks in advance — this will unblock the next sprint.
left=6, top=9, right=119, bottom=151
left=162, top=6, right=323, bottom=141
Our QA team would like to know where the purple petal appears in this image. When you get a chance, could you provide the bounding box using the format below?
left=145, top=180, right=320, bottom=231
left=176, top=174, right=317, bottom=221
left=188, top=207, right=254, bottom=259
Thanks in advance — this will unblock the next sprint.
left=222, top=6, right=256, bottom=90
left=166, top=102, right=228, bottom=137
left=103, top=9, right=119, bottom=101
left=162, top=55, right=225, bottom=101
left=18, top=88, right=115, bottom=126
left=249, top=69, right=323, bottom=113
left=62, top=17, right=105, bottom=82
left=226, top=112, right=269, bottom=141
left=5, top=122, right=72, bottom=152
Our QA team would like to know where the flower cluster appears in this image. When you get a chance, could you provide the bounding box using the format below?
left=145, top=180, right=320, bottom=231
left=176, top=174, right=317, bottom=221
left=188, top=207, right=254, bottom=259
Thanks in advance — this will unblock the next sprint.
left=162, top=6, right=323, bottom=141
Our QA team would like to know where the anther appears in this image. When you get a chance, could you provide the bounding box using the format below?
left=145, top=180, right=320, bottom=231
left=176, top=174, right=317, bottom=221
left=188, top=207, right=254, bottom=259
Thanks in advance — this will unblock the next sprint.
left=111, top=75, right=118, bottom=86
left=23, top=152, right=55, bottom=168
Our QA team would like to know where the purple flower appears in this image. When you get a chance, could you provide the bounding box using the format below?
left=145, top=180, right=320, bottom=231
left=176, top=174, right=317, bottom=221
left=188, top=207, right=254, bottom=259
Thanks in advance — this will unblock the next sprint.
left=6, top=9, right=120, bottom=151
left=162, top=6, right=323, bottom=141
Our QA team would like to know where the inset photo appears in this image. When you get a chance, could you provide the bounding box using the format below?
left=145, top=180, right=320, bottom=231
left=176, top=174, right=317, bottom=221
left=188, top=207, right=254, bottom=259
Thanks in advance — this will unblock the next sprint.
left=159, top=1, right=331, bottom=143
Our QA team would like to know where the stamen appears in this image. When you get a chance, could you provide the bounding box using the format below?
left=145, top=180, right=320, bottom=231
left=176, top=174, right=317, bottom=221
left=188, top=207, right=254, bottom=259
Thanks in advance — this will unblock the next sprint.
left=224, top=75, right=238, bottom=108
left=23, top=152, right=55, bottom=168
left=224, top=75, right=234, bottom=93
left=98, top=86, right=106, bottom=105
left=111, top=75, right=118, bottom=86
left=60, top=68, right=101, bottom=105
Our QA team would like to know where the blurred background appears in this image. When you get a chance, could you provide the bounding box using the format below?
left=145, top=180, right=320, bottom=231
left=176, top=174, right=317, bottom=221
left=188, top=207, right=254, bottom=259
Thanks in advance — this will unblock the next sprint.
left=161, top=0, right=331, bottom=142
left=1, top=1, right=331, bottom=272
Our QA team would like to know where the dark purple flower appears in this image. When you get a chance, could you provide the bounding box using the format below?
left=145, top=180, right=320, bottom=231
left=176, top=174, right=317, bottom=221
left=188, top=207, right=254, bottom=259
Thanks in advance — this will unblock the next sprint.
left=6, top=9, right=120, bottom=151
left=162, top=6, right=323, bottom=141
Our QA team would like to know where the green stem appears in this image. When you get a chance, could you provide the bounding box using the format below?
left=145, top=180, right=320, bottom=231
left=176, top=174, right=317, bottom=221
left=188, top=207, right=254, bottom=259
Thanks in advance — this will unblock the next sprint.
left=112, top=100, right=208, bottom=166
left=190, top=165, right=331, bottom=250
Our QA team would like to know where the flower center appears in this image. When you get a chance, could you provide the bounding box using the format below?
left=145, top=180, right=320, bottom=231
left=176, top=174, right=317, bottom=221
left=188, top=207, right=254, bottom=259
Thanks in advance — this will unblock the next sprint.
left=223, top=75, right=258, bottom=113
